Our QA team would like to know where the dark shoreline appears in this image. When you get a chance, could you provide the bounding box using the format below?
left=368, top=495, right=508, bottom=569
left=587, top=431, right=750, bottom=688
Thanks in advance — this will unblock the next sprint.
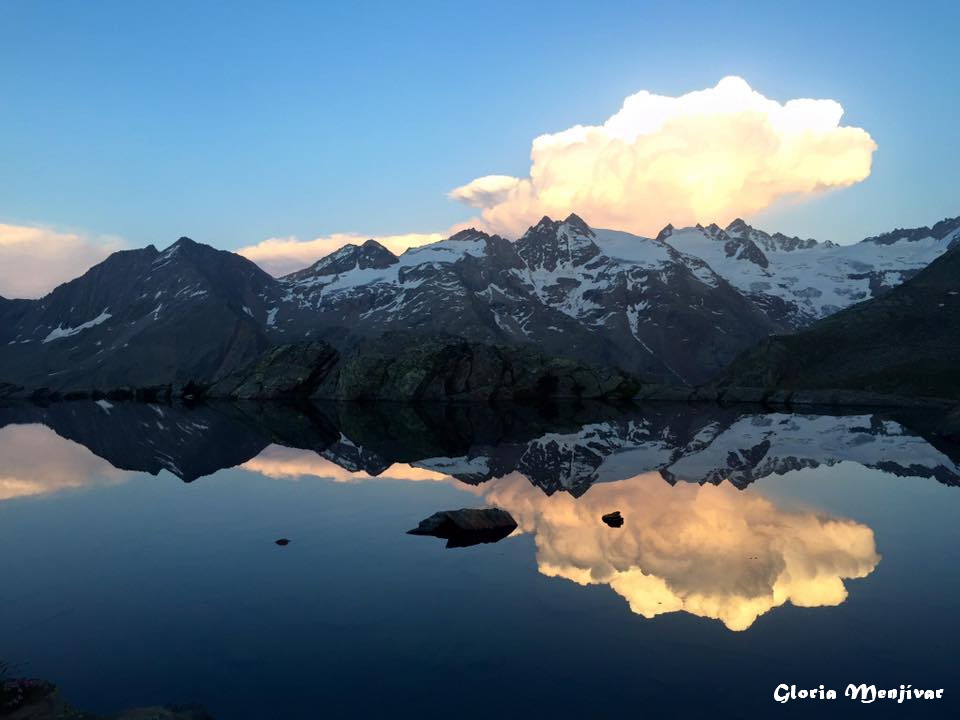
left=3, top=386, right=958, bottom=446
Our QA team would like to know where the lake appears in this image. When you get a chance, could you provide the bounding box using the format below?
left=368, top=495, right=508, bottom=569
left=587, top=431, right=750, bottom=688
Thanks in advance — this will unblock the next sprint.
left=1, top=400, right=959, bottom=718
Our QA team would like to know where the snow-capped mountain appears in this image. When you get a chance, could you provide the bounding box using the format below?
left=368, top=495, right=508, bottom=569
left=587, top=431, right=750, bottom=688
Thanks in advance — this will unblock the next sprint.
left=624, top=215, right=960, bottom=327
left=721, top=239, right=960, bottom=400
left=270, top=214, right=779, bottom=385
left=0, top=213, right=957, bottom=393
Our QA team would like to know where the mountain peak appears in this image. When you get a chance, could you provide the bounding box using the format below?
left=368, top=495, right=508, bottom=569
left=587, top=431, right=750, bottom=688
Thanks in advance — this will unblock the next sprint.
left=534, top=215, right=557, bottom=231
left=726, top=218, right=751, bottom=233
left=562, top=213, right=592, bottom=234
left=360, top=238, right=391, bottom=252
left=655, top=224, right=675, bottom=243
left=286, top=239, right=398, bottom=281
left=516, top=213, right=600, bottom=270
left=171, top=236, right=198, bottom=249
left=157, top=236, right=209, bottom=260
left=862, top=214, right=960, bottom=246
left=447, top=228, right=491, bottom=243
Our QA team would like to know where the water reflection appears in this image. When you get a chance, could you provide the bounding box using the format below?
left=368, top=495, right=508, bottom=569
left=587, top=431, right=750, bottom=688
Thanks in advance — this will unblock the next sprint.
left=243, top=445, right=449, bottom=483
left=477, top=472, right=879, bottom=630
left=0, top=423, right=125, bottom=500
left=2, top=399, right=957, bottom=630
left=2, top=401, right=957, bottom=493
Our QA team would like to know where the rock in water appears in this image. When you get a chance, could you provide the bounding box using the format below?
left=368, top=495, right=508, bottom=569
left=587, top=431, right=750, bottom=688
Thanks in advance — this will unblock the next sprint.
left=602, top=511, right=624, bottom=528
left=407, top=508, right=518, bottom=548
left=275, top=538, right=291, bottom=546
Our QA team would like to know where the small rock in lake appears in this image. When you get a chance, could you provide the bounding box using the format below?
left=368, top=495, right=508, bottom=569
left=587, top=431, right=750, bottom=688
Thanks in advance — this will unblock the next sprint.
left=407, top=508, right=518, bottom=548
left=602, top=511, right=624, bottom=528
left=275, top=538, right=291, bottom=546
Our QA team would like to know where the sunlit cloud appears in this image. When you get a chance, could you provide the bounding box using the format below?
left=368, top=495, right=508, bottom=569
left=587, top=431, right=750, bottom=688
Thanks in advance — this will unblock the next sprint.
left=0, top=223, right=125, bottom=299
left=479, top=471, right=879, bottom=631
left=238, top=231, right=449, bottom=277
left=0, top=424, right=128, bottom=501
left=448, top=175, right=521, bottom=209
left=450, top=76, right=877, bottom=237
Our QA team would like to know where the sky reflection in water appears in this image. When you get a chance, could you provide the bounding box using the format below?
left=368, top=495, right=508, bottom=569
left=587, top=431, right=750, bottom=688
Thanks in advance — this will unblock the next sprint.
left=0, top=401, right=958, bottom=718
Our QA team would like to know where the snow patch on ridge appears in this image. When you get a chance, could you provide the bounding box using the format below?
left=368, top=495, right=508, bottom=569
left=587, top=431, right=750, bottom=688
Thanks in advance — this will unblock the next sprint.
left=42, top=309, right=112, bottom=343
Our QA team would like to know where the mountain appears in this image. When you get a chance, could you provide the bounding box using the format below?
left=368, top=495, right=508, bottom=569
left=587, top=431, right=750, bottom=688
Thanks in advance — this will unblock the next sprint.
left=1, top=213, right=957, bottom=395
left=605, top=215, right=960, bottom=328
left=720, top=243, right=960, bottom=400
left=272, top=215, right=780, bottom=384
left=0, top=237, right=278, bottom=393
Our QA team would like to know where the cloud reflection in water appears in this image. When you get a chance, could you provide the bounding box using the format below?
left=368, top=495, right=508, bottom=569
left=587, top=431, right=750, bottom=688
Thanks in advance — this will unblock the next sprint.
left=480, top=472, right=879, bottom=630
left=0, top=423, right=126, bottom=500
left=241, top=446, right=881, bottom=631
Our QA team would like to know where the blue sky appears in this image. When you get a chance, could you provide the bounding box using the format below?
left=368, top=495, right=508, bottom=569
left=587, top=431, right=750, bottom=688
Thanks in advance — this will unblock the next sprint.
left=2, top=0, right=958, bottom=256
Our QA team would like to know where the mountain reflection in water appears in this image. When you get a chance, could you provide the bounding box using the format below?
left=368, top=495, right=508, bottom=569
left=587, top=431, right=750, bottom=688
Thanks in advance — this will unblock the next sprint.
left=1, top=399, right=957, bottom=630
left=4, top=400, right=957, bottom=491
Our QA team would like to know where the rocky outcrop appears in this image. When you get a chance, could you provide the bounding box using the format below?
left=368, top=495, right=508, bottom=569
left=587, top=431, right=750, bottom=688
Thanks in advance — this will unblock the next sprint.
left=323, top=334, right=642, bottom=402
left=208, top=335, right=642, bottom=402
left=209, top=341, right=339, bottom=399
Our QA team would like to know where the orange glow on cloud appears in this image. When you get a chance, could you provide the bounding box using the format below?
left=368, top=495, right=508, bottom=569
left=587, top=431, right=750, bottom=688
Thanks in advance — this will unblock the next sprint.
left=0, top=223, right=124, bottom=299
left=478, top=471, right=879, bottom=630
left=450, top=76, right=877, bottom=237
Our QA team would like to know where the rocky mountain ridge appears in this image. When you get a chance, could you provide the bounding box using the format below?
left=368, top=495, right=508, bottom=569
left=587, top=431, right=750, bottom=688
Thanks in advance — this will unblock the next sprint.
left=0, top=212, right=957, bottom=396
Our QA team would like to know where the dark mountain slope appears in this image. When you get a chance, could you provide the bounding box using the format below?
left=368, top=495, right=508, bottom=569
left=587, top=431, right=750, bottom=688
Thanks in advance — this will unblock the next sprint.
left=0, top=237, right=278, bottom=392
left=721, top=244, right=960, bottom=400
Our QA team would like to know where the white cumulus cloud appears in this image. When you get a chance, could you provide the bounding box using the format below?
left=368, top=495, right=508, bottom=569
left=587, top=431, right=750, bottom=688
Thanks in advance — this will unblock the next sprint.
left=450, top=76, right=877, bottom=237
left=0, top=223, right=125, bottom=299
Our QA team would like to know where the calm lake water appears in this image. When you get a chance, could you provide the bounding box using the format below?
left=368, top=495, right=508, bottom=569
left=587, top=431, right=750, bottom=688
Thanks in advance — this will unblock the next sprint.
left=1, top=400, right=959, bottom=718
